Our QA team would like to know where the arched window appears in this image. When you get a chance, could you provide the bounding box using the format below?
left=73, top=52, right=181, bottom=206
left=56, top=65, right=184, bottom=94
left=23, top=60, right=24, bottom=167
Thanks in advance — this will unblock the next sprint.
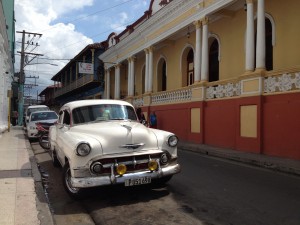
left=162, top=61, right=166, bottom=91
left=255, top=17, right=273, bottom=71
left=142, top=66, right=145, bottom=94
left=187, top=49, right=194, bottom=85
left=157, top=58, right=167, bottom=92
left=265, top=18, right=273, bottom=71
left=209, top=39, right=219, bottom=82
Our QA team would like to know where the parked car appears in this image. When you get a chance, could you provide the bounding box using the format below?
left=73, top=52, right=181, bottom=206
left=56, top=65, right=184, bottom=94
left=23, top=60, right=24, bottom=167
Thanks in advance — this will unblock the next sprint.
left=49, top=99, right=181, bottom=198
left=26, top=110, right=58, bottom=141
left=24, top=105, right=50, bottom=127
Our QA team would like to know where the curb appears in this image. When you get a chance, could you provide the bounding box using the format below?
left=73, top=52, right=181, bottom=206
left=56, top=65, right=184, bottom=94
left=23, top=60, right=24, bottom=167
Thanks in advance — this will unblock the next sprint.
left=178, top=142, right=300, bottom=177
left=25, top=131, right=55, bottom=225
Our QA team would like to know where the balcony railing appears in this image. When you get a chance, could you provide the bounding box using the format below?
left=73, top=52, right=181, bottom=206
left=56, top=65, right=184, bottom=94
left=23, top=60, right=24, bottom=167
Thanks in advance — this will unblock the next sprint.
left=54, top=74, right=95, bottom=98
left=264, top=72, right=300, bottom=94
left=130, top=68, right=300, bottom=107
left=151, top=87, right=192, bottom=105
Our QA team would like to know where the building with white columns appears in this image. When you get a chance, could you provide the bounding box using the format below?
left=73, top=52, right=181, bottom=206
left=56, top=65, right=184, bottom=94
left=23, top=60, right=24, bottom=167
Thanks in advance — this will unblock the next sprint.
left=99, top=0, right=300, bottom=160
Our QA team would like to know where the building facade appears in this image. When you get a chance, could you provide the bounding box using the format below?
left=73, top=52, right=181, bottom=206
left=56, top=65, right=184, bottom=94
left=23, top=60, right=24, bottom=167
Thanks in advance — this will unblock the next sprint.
left=52, top=43, right=106, bottom=107
left=39, top=84, right=61, bottom=112
left=99, top=0, right=300, bottom=160
left=0, top=0, right=15, bottom=132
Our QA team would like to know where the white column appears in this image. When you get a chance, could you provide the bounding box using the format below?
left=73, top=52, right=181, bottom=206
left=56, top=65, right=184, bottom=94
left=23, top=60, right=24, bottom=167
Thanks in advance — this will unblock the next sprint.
left=144, top=49, right=149, bottom=93
left=194, top=20, right=202, bottom=82
left=127, top=58, right=131, bottom=96
left=201, top=17, right=209, bottom=81
left=114, top=64, right=120, bottom=99
left=106, top=69, right=110, bottom=99
left=245, top=0, right=255, bottom=71
left=130, top=57, right=135, bottom=96
left=256, top=0, right=265, bottom=70
left=148, top=46, right=154, bottom=92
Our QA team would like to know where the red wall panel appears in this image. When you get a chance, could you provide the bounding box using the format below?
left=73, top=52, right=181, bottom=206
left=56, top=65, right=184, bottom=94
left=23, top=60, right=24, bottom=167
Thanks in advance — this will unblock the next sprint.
left=204, top=99, right=237, bottom=149
left=263, top=93, right=300, bottom=160
left=146, top=102, right=202, bottom=143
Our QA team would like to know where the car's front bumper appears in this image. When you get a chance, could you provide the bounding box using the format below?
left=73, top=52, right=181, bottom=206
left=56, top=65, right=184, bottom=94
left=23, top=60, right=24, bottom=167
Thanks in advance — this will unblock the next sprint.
left=27, top=129, right=38, bottom=138
left=71, top=163, right=181, bottom=188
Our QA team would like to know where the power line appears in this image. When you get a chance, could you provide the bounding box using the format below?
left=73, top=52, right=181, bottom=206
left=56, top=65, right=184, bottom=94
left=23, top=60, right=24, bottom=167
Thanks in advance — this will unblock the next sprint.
left=40, top=20, right=137, bottom=56
left=62, top=0, right=135, bottom=24
left=38, top=0, right=135, bottom=34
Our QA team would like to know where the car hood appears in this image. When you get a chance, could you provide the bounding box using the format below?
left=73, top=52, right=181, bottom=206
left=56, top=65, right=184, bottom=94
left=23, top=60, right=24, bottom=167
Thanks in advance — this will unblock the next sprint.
left=28, top=119, right=58, bottom=127
left=70, top=121, right=159, bottom=155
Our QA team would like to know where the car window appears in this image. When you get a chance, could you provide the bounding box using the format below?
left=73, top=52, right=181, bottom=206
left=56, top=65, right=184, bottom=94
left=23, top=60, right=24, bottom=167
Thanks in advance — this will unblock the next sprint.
left=72, top=104, right=138, bottom=124
left=30, top=112, right=58, bottom=122
left=58, top=111, right=64, bottom=124
left=63, top=110, right=70, bottom=125
left=27, top=107, right=49, bottom=116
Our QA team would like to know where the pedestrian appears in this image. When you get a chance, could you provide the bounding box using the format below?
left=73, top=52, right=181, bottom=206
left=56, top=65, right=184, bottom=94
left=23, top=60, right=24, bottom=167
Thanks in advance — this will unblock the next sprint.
left=136, top=107, right=146, bottom=124
left=12, top=111, right=18, bottom=126
left=149, top=111, right=157, bottom=128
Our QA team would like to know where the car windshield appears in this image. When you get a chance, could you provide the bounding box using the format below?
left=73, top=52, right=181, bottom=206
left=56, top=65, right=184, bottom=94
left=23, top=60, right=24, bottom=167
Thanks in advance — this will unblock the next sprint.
left=31, top=111, right=58, bottom=122
left=27, top=107, right=49, bottom=116
left=72, top=104, right=138, bottom=125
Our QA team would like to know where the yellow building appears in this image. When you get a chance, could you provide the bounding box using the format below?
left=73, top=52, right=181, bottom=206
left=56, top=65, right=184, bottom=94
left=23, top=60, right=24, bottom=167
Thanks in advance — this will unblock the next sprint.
left=99, top=0, right=300, bottom=160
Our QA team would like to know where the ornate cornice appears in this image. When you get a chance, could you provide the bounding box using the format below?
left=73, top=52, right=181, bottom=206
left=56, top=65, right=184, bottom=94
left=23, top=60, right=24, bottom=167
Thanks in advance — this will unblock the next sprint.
left=100, top=0, right=236, bottom=67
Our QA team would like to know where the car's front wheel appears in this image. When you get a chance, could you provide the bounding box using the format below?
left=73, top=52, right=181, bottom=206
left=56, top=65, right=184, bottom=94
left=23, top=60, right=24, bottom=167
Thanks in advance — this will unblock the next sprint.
left=50, top=149, right=60, bottom=167
left=63, top=163, right=83, bottom=199
left=153, top=175, right=173, bottom=187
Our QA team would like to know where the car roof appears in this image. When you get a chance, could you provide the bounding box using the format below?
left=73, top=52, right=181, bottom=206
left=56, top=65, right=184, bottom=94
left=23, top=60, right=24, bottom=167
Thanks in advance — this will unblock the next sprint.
left=61, top=99, right=133, bottom=111
left=27, top=105, right=49, bottom=109
left=30, top=110, right=57, bottom=115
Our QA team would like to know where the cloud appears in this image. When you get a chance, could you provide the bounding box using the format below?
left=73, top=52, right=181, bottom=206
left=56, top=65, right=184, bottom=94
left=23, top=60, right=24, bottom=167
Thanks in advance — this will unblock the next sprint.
left=111, top=12, right=129, bottom=32
left=14, top=0, right=150, bottom=97
left=132, top=0, right=148, bottom=10
left=15, top=0, right=94, bottom=93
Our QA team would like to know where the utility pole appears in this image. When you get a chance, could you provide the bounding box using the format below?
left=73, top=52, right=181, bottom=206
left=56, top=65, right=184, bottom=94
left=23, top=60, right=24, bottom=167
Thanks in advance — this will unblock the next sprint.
left=16, top=30, right=42, bottom=125
left=24, top=75, right=39, bottom=104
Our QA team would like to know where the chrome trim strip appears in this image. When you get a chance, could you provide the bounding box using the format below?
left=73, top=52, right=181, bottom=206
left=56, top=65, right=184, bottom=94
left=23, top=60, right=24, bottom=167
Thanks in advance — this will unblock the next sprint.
left=119, top=143, right=145, bottom=149
left=71, top=164, right=181, bottom=188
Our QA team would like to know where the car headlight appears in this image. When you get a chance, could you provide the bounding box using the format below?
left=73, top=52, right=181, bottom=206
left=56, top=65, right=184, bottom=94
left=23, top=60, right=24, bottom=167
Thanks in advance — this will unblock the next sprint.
left=29, top=126, right=36, bottom=130
left=167, top=135, right=178, bottom=147
left=76, top=142, right=91, bottom=156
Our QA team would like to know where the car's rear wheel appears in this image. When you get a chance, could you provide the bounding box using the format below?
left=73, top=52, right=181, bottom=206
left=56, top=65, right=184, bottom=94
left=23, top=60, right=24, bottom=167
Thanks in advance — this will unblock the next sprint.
left=63, top=163, right=83, bottom=199
left=39, top=133, right=50, bottom=149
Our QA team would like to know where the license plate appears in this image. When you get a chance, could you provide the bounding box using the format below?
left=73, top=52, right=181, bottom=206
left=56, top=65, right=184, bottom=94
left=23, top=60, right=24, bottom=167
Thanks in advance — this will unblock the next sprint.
left=125, top=177, right=151, bottom=186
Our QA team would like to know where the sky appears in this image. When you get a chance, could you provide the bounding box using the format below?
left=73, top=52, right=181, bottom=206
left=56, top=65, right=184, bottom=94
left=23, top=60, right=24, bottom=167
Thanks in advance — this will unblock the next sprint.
left=14, top=0, right=150, bottom=99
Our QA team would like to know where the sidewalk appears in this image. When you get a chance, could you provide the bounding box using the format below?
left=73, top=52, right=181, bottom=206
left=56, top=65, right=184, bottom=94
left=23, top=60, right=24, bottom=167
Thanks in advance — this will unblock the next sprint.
left=0, top=126, right=53, bottom=225
left=178, top=141, right=300, bottom=176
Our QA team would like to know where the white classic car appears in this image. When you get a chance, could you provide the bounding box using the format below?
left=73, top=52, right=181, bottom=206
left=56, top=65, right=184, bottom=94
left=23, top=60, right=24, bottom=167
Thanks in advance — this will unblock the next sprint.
left=49, top=99, right=181, bottom=198
left=26, top=110, right=58, bottom=141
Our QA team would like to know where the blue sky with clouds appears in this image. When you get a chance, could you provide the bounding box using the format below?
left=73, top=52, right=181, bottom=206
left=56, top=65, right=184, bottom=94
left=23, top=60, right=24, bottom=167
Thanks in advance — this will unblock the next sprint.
left=14, top=0, right=150, bottom=95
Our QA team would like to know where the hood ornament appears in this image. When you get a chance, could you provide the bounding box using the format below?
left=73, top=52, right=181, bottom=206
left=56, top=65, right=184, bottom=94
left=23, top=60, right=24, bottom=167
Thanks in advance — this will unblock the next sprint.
left=121, top=124, right=132, bottom=131
left=119, top=143, right=145, bottom=149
